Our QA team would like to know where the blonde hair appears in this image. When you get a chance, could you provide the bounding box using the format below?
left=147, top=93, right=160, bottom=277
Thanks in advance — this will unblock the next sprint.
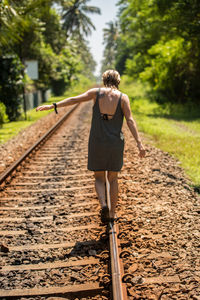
left=102, top=69, right=121, bottom=89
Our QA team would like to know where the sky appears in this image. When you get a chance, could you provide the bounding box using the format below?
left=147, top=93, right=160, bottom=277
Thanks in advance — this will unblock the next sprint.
left=87, top=0, right=118, bottom=77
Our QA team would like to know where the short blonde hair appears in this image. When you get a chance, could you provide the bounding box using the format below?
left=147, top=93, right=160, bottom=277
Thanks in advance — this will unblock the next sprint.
left=102, top=69, right=121, bottom=89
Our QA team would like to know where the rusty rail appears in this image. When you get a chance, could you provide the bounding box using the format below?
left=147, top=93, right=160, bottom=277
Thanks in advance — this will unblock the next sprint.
left=0, top=104, right=79, bottom=186
left=0, top=103, right=128, bottom=298
left=105, top=171, right=128, bottom=300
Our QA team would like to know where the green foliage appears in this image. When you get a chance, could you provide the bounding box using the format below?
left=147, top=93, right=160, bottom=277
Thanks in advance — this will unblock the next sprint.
left=73, top=36, right=96, bottom=79
left=0, top=0, right=21, bottom=51
left=101, top=21, right=118, bottom=73
left=0, top=0, right=100, bottom=122
left=121, top=79, right=200, bottom=188
left=139, top=38, right=193, bottom=104
left=115, top=0, right=200, bottom=106
left=0, top=102, right=9, bottom=127
left=61, top=0, right=99, bottom=78
left=0, top=55, right=23, bottom=121
left=62, top=0, right=101, bottom=38
left=70, top=74, right=95, bottom=90
left=0, top=75, right=94, bottom=144
left=39, top=7, right=66, bottom=54
left=115, top=37, right=130, bottom=75
left=51, top=47, right=82, bottom=96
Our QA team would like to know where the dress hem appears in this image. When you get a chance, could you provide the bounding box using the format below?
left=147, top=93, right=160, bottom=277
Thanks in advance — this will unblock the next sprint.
left=87, top=168, right=122, bottom=172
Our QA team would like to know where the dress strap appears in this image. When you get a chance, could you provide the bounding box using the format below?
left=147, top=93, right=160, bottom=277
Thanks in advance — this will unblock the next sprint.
left=119, top=92, right=123, bottom=107
left=118, top=93, right=123, bottom=116
left=95, top=88, right=100, bottom=103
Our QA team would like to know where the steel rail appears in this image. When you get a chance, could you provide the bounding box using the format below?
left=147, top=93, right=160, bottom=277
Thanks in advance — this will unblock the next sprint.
left=105, top=171, right=128, bottom=300
left=0, top=104, right=79, bottom=186
left=0, top=104, right=113, bottom=299
left=1, top=103, right=127, bottom=298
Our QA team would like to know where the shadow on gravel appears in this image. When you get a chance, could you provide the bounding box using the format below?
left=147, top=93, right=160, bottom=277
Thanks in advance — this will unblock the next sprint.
left=67, top=235, right=108, bottom=259
left=193, top=185, right=200, bottom=194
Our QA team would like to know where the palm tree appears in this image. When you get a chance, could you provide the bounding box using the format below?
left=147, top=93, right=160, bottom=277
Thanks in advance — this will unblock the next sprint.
left=103, top=21, right=118, bottom=49
left=0, top=0, right=19, bottom=49
left=101, top=21, right=118, bottom=73
left=62, top=0, right=101, bottom=38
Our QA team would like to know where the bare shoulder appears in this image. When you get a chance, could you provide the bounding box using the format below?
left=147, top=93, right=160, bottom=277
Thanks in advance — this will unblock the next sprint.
left=121, top=92, right=130, bottom=107
left=87, top=88, right=99, bottom=99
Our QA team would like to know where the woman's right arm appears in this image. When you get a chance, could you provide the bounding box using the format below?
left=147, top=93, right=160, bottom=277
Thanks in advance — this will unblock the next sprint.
left=36, top=88, right=97, bottom=112
left=121, top=94, right=145, bottom=158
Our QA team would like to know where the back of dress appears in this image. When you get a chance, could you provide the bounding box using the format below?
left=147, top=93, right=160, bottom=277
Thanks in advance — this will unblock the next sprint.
left=88, top=88, right=124, bottom=172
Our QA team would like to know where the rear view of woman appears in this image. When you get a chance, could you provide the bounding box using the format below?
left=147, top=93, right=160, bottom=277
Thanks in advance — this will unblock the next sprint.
left=36, top=70, right=145, bottom=223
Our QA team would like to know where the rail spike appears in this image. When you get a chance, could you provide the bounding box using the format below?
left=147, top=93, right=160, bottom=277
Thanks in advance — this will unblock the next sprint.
left=119, top=250, right=132, bottom=258
left=122, top=273, right=144, bottom=285
left=101, top=274, right=111, bottom=287
left=100, top=232, right=109, bottom=241
left=122, top=273, right=134, bottom=284
left=99, top=250, right=110, bottom=260
left=117, top=231, right=127, bottom=239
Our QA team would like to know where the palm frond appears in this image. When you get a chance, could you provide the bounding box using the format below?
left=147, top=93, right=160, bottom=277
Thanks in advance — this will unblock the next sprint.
left=62, top=0, right=100, bottom=37
left=81, top=5, right=101, bottom=15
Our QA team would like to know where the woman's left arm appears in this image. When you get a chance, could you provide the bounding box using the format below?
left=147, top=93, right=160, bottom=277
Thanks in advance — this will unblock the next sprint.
left=36, top=88, right=97, bottom=112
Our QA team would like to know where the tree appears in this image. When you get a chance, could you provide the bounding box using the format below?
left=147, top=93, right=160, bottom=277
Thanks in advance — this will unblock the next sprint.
left=0, top=0, right=23, bottom=52
left=73, top=36, right=96, bottom=79
left=38, top=5, right=66, bottom=54
left=0, top=55, right=23, bottom=121
left=62, top=0, right=101, bottom=38
left=101, top=21, right=118, bottom=73
left=0, top=0, right=99, bottom=121
left=114, top=0, right=200, bottom=105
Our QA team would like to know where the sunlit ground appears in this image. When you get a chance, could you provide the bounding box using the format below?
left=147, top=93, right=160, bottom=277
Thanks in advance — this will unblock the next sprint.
left=120, top=77, right=200, bottom=188
left=0, top=77, right=94, bottom=145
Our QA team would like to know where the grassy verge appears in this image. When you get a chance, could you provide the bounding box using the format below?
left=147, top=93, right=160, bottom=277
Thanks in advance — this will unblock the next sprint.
left=120, top=76, right=200, bottom=189
left=0, top=76, right=94, bottom=144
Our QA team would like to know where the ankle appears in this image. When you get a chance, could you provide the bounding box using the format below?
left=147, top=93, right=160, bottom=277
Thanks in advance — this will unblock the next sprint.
left=100, top=201, right=107, bottom=207
left=110, top=212, right=115, bottom=219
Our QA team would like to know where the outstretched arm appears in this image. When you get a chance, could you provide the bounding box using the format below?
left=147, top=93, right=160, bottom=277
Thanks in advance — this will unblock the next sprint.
left=36, top=88, right=98, bottom=112
left=121, top=94, right=145, bottom=158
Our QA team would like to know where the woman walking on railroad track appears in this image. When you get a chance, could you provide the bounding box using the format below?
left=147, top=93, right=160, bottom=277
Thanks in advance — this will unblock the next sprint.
left=36, top=70, right=145, bottom=223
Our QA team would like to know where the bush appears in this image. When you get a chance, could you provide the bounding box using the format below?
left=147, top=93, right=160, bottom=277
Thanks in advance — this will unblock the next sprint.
left=139, top=38, right=198, bottom=105
left=0, top=102, right=9, bottom=127
left=51, top=48, right=82, bottom=96
left=0, top=55, right=23, bottom=121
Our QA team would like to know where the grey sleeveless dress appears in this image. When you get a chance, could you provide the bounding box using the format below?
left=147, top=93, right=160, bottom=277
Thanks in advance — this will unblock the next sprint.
left=88, top=89, right=124, bottom=172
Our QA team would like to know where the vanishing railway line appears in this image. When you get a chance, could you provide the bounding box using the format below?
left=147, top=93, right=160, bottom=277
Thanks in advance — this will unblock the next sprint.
left=1, top=101, right=197, bottom=299
left=0, top=103, right=129, bottom=299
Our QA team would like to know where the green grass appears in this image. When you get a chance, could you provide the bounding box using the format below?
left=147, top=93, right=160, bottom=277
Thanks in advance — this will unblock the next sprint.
left=120, top=76, right=200, bottom=189
left=0, top=95, right=64, bottom=144
left=0, top=77, right=94, bottom=145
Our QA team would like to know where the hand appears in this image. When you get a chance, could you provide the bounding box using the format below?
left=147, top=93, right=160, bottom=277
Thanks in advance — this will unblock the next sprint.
left=36, top=105, right=53, bottom=112
left=137, top=142, right=146, bottom=158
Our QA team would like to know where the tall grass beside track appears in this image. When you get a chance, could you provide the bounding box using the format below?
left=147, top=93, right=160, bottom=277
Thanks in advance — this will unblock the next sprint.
left=120, top=76, right=200, bottom=190
left=1, top=76, right=199, bottom=190
left=0, top=77, right=94, bottom=145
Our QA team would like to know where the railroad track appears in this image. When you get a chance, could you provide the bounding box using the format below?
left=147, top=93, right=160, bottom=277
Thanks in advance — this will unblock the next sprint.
left=0, top=102, right=129, bottom=299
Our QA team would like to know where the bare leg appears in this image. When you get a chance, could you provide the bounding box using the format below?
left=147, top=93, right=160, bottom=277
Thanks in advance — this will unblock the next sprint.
left=94, top=171, right=106, bottom=207
left=107, top=171, right=118, bottom=218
